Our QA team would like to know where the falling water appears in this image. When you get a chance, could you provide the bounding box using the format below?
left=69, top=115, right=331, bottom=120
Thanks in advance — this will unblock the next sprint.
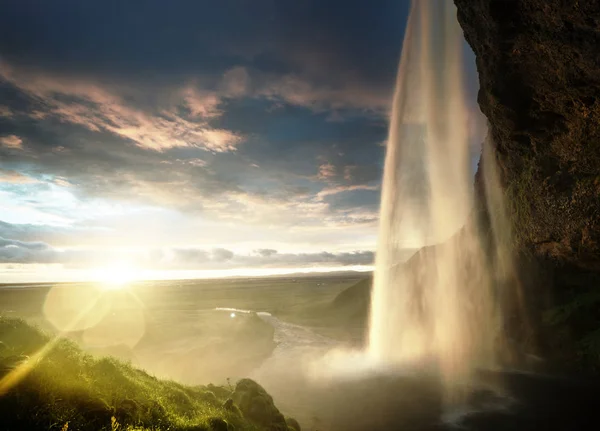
left=369, top=0, right=509, bottom=405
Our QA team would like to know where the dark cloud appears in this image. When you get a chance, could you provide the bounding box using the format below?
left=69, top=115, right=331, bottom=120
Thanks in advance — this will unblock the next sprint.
left=211, top=248, right=235, bottom=262
left=0, top=221, right=106, bottom=246
left=0, top=1, right=409, bottom=90
left=164, top=248, right=375, bottom=269
left=255, top=249, right=278, bottom=257
left=169, top=249, right=210, bottom=264
left=0, top=237, right=50, bottom=251
left=0, top=237, right=58, bottom=263
left=323, top=188, right=381, bottom=212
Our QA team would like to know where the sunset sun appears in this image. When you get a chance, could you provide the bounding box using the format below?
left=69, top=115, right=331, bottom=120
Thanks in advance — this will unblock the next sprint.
left=90, top=264, right=140, bottom=289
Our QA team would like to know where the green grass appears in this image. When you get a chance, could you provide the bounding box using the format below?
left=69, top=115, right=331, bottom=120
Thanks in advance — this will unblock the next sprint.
left=0, top=316, right=298, bottom=431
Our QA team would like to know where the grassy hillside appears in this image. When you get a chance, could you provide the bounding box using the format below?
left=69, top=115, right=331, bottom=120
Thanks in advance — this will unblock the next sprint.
left=0, top=316, right=298, bottom=431
left=273, top=277, right=372, bottom=346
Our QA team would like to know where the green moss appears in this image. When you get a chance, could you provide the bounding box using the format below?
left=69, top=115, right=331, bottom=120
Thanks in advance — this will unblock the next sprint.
left=542, top=288, right=600, bottom=371
left=231, top=379, right=288, bottom=431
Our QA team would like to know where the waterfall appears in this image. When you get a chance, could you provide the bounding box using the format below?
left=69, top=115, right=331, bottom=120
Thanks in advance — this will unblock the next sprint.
left=369, top=0, right=509, bottom=405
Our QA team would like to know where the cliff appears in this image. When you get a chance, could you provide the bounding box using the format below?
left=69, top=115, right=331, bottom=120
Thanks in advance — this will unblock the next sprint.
left=455, top=0, right=600, bottom=370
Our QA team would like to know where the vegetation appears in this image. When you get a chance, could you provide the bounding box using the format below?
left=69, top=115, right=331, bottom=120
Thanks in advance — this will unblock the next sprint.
left=0, top=316, right=298, bottom=431
left=542, top=284, right=600, bottom=371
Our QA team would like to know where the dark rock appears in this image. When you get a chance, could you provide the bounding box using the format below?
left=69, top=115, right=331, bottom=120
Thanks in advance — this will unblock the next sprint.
left=222, top=397, right=242, bottom=416
left=208, top=417, right=229, bottom=431
left=454, top=0, right=600, bottom=266
left=454, top=0, right=600, bottom=370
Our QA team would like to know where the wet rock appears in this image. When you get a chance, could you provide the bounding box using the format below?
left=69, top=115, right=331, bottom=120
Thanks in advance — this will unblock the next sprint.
left=454, top=0, right=600, bottom=370
left=454, top=0, right=600, bottom=267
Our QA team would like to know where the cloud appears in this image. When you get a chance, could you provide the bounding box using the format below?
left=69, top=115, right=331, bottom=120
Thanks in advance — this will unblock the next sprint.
left=211, top=248, right=234, bottom=262
left=0, top=237, right=58, bottom=263
left=0, top=62, right=243, bottom=153
left=0, top=168, right=38, bottom=184
left=181, top=85, right=222, bottom=118
left=0, top=0, right=418, bottom=259
left=258, top=72, right=391, bottom=114
left=0, top=134, right=22, bottom=149
left=0, top=106, right=14, bottom=118
left=0, top=237, right=49, bottom=250
left=254, top=249, right=277, bottom=257
left=316, top=184, right=380, bottom=200
left=151, top=247, right=376, bottom=269
left=220, top=66, right=251, bottom=98
left=317, top=162, right=337, bottom=180
left=212, top=66, right=392, bottom=116
left=0, top=235, right=376, bottom=268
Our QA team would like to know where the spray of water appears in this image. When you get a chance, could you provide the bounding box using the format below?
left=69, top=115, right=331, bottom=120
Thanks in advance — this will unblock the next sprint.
left=369, top=0, right=512, bottom=405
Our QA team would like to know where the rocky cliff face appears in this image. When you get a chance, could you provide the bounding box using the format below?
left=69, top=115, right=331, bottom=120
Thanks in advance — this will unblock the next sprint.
left=455, top=0, right=600, bottom=370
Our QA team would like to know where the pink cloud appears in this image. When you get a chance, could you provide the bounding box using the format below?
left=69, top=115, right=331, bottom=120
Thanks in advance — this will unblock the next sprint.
left=318, top=162, right=336, bottom=180
left=258, top=72, right=391, bottom=114
left=343, top=165, right=355, bottom=181
left=0, top=168, right=38, bottom=184
left=216, top=66, right=391, bottom=115
left=0, top=135, right=23, bottom=149
left=220, top=66, right=250, bottom=97
left=53, top=177, right=71, bottom=187
left=181, top=85, right=222, bottom=118
left=0, top=61, right=243, bottom=153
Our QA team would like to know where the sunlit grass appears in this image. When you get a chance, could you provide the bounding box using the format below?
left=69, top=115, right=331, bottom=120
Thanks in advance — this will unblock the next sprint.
left=0, top=316, right=294, bottom=430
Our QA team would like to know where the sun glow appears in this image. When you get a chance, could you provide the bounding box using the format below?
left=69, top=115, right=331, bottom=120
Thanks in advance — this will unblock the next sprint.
left=89, top=264, right=140, bottom=289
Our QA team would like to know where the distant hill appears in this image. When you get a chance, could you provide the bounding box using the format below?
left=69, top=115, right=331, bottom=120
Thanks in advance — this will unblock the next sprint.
left=330, top=276, right=372, bottom=322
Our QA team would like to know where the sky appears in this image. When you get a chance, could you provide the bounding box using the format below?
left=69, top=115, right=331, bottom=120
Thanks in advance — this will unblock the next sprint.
left=0, top=0, right=484, bottom=282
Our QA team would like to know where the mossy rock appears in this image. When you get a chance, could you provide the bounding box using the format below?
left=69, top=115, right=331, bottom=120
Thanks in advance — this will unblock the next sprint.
left=222, top=398, right=242, bottom=416
left=115, top=398, right=140, bottom=423
left=285, top=416, right=301, bottom=431
left=232, top=379, right=287, bottom=431
left=198, top=390, right=219, bottom=405
left=206, top=383, right=232, bottom=400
